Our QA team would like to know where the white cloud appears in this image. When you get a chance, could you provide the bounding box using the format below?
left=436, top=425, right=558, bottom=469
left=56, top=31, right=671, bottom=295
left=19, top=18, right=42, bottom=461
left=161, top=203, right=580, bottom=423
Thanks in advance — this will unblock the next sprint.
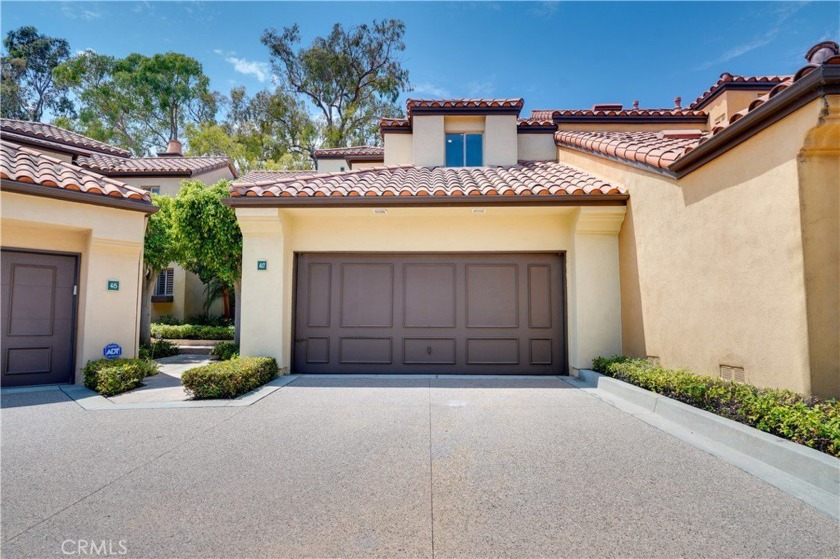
left=60, top=3, right=102, bottom=21
left=214, top=49, right=271, bottom=83
left=413, top=82, right=451, bottom=98
left=466, top=78, right=497, bottom=97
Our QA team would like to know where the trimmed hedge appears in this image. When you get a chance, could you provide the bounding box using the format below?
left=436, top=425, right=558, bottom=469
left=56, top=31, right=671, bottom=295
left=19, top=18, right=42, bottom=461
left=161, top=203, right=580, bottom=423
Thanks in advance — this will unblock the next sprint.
left=182, top=357, right=278, bottom=399
left=83, top=358, right=158, bottom=397
left=210, top=341, right=239, bottom=361
left=150, top=323, right=234, bottom=340
left=139, top=339, right=179, bottom=360
left=592, top=356, right=840, bottom=457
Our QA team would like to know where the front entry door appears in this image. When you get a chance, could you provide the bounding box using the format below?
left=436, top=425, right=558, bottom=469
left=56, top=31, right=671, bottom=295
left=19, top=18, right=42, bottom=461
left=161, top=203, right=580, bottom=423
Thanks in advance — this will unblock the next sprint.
left=1, top=249, right=78, bottom=386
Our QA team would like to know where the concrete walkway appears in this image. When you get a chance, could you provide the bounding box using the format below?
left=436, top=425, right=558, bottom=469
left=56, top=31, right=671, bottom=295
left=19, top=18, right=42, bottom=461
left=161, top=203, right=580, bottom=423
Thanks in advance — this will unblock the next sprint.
left=2, top=376, right=837, bottom=558
left=108, top=354, right=210, bottom=404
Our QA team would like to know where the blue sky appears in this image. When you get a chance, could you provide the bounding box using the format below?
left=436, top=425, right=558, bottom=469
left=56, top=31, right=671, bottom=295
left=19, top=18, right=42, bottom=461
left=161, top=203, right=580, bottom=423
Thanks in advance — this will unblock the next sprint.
left=2, top=1, right=838, bottom=116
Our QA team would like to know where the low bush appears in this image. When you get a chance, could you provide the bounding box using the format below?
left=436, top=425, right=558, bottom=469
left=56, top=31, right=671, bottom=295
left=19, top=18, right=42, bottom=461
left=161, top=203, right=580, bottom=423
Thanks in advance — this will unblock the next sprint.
left=182, top=357, right=278, bottom=399
left=83, top=358, right=159, bottom=397
left=138, top=339, right=180, bottom=360
left=155, top=314, right=181, bottom=326
left=186, top=313, right=233, bottom=327
left=592, top=356, right=840, bottom=457
left=210, top=341, right=239, bottom=361
left=150, top=323, right=234, bottom=340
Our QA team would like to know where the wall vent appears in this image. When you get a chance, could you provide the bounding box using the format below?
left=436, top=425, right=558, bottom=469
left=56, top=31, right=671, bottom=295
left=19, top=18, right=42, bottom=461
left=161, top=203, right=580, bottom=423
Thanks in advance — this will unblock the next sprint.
left=646, top=355, right=660, bottom=367
left=720, top=364, right=746, bottom=383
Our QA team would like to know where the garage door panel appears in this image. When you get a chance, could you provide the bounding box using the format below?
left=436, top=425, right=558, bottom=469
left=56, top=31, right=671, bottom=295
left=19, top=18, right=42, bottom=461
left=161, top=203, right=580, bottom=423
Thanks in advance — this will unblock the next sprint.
left=403, top=264, right=456, bottom=328
left=340, top=263, right=393, bottom=328
left=306, top=263, right=332, bottom=327
left=294, top=253, right=565, bottom=375
left=1, top=250, right=77, bottom=386
left=339, top=337, right=393, bottom=364
left=465, top=264, right=519, bottom=328
left=403, top=338, right=456, bottom=365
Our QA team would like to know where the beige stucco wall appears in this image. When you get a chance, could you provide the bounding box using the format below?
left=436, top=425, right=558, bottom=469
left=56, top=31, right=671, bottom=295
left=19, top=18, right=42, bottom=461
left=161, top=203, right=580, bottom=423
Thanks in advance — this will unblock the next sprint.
left=350, top=161, right=381, bottom=170
left=556, top=97, right=838, bottom=397
left=117, top=167, right=233, bottom=197
left=236, top=205, right=625, bottom=374
left=315, top=159, right=348, bottom=173
left=383, top=133, right=413, bottom=166
left=1, top=191, right=146, bottom=383
left=484, top=115, right=518, bottom=166
left=412, top=115, right=446, bottom=166
left=704, top=89, right=774, bottom=128
left=518, top=133, right=557, bottom=161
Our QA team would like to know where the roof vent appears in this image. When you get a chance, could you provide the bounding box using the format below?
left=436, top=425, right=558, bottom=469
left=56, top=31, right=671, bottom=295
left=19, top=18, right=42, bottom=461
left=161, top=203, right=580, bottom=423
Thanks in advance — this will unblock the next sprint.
left=591, top=103, right=623, bottom=112
left=674, top=96, right=682, bottom=109
left=158, top=139, right=183, bottom=157
left=632, top=100, right=640, bottom=109
left=657, top=129, right=704, bottom=140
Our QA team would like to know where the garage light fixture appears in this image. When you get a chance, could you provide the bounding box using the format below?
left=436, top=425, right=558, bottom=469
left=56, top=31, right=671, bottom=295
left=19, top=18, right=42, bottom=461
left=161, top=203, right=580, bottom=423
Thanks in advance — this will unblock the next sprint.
left=372, top=208, right=387, bottom=215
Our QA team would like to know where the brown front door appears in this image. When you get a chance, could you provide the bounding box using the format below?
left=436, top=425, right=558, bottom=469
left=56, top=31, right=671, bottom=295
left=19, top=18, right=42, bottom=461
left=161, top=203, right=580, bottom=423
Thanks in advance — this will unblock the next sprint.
left=294, top=253, right=566, bottom=375
left=1, top=249, right=78, bottom=386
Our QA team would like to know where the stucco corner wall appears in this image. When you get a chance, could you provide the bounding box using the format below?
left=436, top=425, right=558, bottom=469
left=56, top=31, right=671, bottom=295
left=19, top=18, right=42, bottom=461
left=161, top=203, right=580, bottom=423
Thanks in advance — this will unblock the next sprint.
left=1, top=191, right=146, bottom=383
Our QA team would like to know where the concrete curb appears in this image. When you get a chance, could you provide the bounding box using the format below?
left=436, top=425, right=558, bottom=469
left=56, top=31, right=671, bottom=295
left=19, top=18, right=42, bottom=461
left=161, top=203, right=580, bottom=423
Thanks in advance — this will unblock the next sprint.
left=57, top=375, right=300, bottom=411
left=568, top=370, right=840, bottom=520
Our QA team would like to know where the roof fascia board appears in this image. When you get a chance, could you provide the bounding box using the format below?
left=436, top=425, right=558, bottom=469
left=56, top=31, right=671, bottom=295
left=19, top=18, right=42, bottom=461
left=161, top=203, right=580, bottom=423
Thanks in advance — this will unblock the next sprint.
left=1, top=179, right=157, bottom=214
left=226, top=194, right=628, bottom=208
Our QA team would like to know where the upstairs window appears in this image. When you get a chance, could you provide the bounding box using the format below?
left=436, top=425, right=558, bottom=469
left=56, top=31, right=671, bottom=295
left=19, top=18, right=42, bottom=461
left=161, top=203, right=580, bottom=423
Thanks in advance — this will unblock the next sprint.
left=143, top=186, right=161, bottom=195
left=445, top=133, right=483, bottom=167
left=155, top=268, right=174, bottom=296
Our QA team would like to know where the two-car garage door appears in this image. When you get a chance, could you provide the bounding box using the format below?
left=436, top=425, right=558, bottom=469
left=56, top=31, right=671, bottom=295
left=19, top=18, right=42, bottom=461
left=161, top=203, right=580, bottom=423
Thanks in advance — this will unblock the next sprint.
left=293, top=253, right=566, bottom=375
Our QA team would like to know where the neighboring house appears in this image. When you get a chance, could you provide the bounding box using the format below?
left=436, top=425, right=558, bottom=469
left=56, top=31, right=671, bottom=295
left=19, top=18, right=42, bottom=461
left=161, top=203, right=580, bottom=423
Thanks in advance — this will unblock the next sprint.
left=313, top=146, right=384, bottom=173
left=0, top=141, right=154, bottom=386
left=0, top=120, right=238, bottom=323
left=230, top=40, right=839, bottom=397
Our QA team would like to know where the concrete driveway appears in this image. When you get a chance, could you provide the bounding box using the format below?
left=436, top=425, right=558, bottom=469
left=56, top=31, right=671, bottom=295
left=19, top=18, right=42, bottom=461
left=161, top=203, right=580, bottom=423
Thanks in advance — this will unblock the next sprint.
left=2, top=376, right=837, bottom=558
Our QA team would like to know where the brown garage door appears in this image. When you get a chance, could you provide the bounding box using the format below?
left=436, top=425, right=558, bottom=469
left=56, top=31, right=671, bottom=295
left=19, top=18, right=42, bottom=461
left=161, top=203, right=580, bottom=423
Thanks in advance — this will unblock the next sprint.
left=1, top=249, right=78, bottom=386
left=293, top=253, right=566, bottom=375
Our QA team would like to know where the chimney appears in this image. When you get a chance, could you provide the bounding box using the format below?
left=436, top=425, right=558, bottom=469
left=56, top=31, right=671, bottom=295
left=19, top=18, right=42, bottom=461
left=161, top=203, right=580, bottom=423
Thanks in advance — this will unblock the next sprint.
left=674, top=96, right=682, bottom=109
left=805, top=40, right=839, bottom=65
left=632, top=100, right=640, bottom=110
left=157, top=139, right=183, bottom=157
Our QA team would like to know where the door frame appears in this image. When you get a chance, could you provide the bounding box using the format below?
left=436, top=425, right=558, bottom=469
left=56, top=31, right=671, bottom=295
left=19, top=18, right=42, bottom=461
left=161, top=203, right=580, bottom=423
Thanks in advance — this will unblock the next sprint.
left=1, top=247, right=81, bottom=385
left=290, top=251, right=569, bottom=375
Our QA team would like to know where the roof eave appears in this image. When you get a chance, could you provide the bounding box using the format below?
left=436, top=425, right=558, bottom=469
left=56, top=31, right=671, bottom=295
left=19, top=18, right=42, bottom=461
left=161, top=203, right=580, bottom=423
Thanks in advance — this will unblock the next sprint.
left=553, top=115, right=708, bottom=124
left=225, top=194, right=628, bottom=208
left=689, top=81, right=782, bottom=111
left=554, top=143, right=678, bottom=179
left=1, top=179, right=157, bottom=214
left=671, top=64, right=840, bottom=176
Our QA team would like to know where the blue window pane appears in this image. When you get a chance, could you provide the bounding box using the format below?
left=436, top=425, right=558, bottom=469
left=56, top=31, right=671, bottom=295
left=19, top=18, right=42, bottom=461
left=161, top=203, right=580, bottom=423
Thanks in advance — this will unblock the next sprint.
left=465, top=134, right=483, bottom=166
left=445, top=133, right=464, bottom=167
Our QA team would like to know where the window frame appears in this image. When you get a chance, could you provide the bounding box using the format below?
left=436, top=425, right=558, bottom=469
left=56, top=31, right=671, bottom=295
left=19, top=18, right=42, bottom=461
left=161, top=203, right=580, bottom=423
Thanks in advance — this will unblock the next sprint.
left=445, top=132, right=483, bottom=167
left=155, top=268, right=175, bottom=297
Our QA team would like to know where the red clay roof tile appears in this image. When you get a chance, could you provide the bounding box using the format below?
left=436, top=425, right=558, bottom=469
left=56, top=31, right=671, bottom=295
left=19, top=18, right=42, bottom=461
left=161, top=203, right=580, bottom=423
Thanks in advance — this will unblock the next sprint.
left=688, top=73, right=792, bottom=110
left=1, top=142, right=151, bottom=202
left=237, top=169, right=317, bottom=183
left=77, top=153, right=234, bottom=176
left=531, top=107, right=707, bottom=120
left=231, top=161, right=624, bottom=199
left=406, top=98, right=524, bottom=116
left=1, top=118, right=132, bottom=157
left=555, top=130, right=708, bottom=171
left=312, top=146, right=384, bottom=159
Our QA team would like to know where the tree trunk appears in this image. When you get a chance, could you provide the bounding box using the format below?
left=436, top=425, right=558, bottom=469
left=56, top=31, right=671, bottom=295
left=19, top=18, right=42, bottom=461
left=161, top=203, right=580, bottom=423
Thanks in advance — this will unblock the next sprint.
left=221, top=285, right=231, bottom=318
left=139, top=272, right=157, bottom=345
left=233, top=280, right=242, bottom=346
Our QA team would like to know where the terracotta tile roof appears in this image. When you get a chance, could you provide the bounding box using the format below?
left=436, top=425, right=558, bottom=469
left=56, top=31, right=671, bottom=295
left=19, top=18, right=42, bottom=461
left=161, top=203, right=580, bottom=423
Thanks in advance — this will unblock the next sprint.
left=0, top=118, right=131, bottom=157
left=230, top=161, right=623, bottom=198
left=555, top=130, right=708, bottom=171
left=406, top=98, right=524, bottom=116
left=312, top=146, right=384, bottom=159
left=531, top=107, right=707, bottom=120
left=77, top=153, right=235, bottom=176
left=517, top=118, right=556, bottom=131
left=688, top=73, right=791, bottom=109
left=1, top=141, right=151, bottom=202
left=237, top=169, right=317, bottom=183
left=380, top=117, right=411, bottom=129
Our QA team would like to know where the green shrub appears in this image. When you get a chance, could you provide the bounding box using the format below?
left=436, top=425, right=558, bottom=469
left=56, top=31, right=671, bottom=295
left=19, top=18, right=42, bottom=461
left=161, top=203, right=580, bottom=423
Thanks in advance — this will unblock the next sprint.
left=138, top=339, right=180, bottom=360
left=150, top=323, right=234, bottom=340
left=210, top=341, right=239, bottom=361
left=83, top=358, right=159, bottom=397
left=182, top=357, right=278, bottom=399
left=592, top=356, right=840, bottom=457
left=186, top=313, right=233, bottom=327
left=155, top=314, right=181, bottom=325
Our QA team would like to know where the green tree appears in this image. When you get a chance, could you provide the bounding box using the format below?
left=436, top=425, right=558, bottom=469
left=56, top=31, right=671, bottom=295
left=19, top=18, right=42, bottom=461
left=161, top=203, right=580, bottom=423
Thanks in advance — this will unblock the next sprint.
left=261, top=19, right=409, bottom=151
left=1, top=26, right=72, bottom=120
left=55, top=51, right=218, bottom=155
left=171, top=180, right=243, bottom=342
left=141, top=195, right=179, bottom=344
